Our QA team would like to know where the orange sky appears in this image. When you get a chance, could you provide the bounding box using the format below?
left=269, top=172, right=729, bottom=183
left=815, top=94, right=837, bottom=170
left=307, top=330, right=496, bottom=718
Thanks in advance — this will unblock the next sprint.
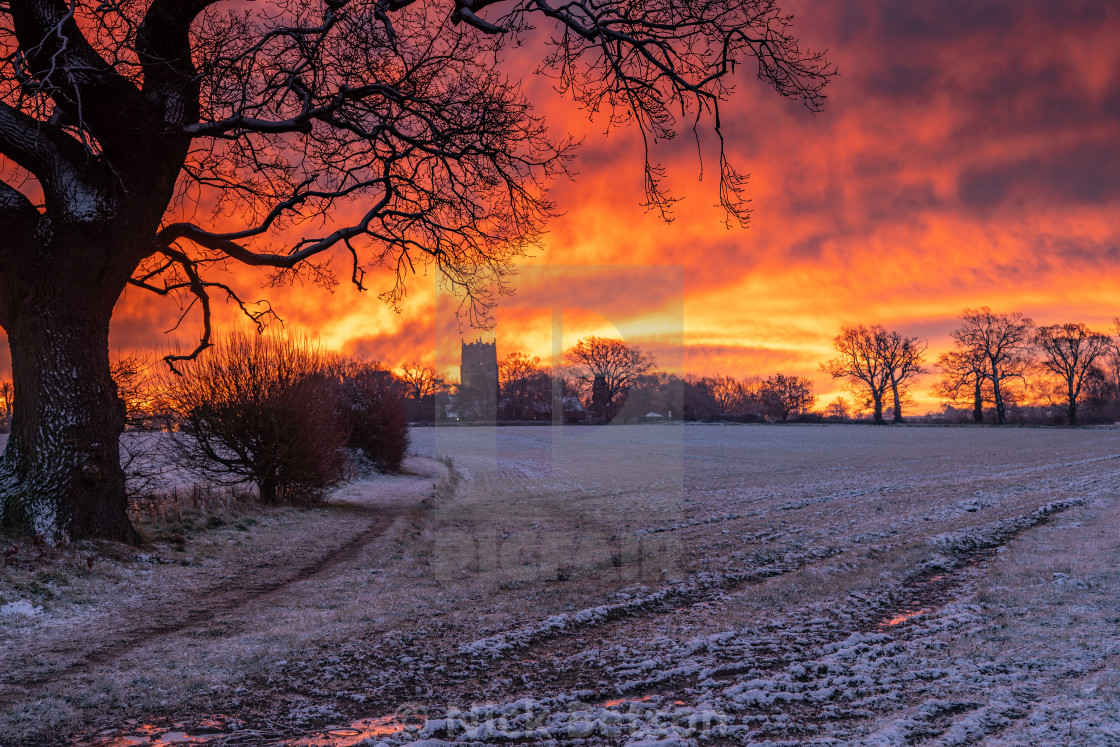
left=12, top=1, right=1120, bottom=412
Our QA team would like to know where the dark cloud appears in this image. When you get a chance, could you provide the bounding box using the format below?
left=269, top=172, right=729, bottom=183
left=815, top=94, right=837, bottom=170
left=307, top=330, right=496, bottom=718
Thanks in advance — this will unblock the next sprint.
left=862, top=63, right=939, bottom=100
left=958, top=142, right=1120, bottom=210
left=342, top=318, right=435, bottom=368
left=879, top=1, right=1012, bottom=41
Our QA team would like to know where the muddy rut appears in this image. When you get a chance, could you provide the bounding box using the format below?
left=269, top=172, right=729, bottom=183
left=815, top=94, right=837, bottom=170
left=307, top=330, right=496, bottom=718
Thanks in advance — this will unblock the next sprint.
left=261, top=499, right=1081, bottom=729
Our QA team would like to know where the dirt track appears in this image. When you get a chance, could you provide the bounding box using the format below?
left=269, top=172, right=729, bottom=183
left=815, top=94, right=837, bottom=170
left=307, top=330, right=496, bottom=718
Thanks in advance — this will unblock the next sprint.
left=0, top=506, right=404, bottom=703
left=0, top=457, right=448, bottom=744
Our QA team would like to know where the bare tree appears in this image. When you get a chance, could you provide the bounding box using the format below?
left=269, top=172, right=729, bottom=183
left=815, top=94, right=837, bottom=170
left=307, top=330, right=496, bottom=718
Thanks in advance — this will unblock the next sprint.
left=822, top=325, right=925, bottom=424
left=398, top=362, right=447, bottom=401
left=823, top=396, right=848, bottom=420
left=704, top=374, right=760, bottom=419
left=932, top=347, right=990, bottom=423
left=0, top=1, right=833, bottom=540
left=499, top=352, right=551, bottom=420
left=565, top=336, right=656, bottom=422
left=758, top=373, right=815, bottom=421
left=1035, top=323, right=1111, bottom=425
left=1098, top=318, right=1120, bottom=402
left=682, top=375, right=718, bottom=421
left=951, top=308, right=1035, bottom=425
left=878, top=331, right=927, bottom=423
left=821, top=325, right=892, bottom=424
left=331, top=357, right=411, bottom=472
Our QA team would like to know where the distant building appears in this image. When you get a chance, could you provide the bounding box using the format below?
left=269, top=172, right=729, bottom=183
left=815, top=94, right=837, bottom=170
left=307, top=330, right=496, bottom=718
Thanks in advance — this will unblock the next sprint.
left=459, top=340, right=498, bottom=421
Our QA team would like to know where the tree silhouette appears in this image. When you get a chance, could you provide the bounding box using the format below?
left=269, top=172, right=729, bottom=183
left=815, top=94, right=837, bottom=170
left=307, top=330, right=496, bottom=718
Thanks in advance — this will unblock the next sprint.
left=565, top=336, right=655, bottom=422
left=951, top=308, right=1034, bottom=425
left=398, top=361, right=447, bottom=400
left=932, top=346, right=990, bottom=423
left=823, top=396, right=848, bottom=420
left=822, top=325, right=924, bottom=425
left=704, top=374, right=760, bottom=419
left=758, top=373, right=814, bottom=421
left=1035, top=323, right=1111, bottom=426
left=498, top=351, right=551, bottom=420
left=0, top=1, right=833, bottom=540
left=879, top=330, right=927, bottom=423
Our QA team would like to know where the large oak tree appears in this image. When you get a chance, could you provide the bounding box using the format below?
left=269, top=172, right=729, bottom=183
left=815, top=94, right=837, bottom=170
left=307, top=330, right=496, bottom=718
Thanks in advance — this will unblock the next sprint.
left=0, top=0, right=831, bottom=540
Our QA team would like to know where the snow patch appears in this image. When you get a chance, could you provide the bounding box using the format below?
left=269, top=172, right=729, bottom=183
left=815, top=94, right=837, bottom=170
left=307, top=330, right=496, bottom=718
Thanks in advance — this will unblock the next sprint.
left=1, top=599, right=43, bottom=617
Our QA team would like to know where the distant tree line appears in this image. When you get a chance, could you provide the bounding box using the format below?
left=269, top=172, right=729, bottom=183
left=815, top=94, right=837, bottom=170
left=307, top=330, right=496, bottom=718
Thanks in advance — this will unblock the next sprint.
left=823, top=308, right=1120, bottom=426
left=3, top=306, right=1110, bottom=457
left=481, top=336, right=818, bottom=424
left=360, top=335, right=818, bottom=425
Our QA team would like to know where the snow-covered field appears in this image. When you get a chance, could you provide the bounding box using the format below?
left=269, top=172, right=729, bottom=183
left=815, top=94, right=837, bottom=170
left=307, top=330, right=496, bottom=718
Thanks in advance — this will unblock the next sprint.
left=2, top=424, right=1120, bottom=745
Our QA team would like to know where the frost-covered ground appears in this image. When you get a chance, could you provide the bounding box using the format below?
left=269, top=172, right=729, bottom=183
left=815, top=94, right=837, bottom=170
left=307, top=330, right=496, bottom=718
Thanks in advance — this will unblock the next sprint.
left=2, top=425, right=1120, bottom=745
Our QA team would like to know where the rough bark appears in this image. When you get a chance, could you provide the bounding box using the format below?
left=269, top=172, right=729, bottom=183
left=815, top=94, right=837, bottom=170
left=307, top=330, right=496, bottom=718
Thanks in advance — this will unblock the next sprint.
left=0, top=273, right=137, bottom=542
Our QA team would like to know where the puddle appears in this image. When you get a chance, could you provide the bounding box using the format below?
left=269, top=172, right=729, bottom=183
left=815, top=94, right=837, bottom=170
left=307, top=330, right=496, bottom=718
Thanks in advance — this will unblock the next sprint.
left=81, top=714, right=417, bottom=747
left=602, top=694, right=655, bottom=708
left=77, top=723, right=225, bottom=746
left=289, top=716, right=414, bottom=746
left=882, top=609, right=925, bottom=626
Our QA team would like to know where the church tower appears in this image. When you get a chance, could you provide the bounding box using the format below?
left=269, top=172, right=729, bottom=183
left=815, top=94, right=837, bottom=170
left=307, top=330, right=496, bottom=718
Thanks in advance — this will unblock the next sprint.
left=459, top=340, right=498, bottom=420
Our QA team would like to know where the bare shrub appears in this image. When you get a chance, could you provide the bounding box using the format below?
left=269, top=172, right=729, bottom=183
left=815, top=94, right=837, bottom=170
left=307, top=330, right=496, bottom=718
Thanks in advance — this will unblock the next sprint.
left=166, top=330, right=349, bottom=504
left=334, top=358, right=411, bottom=473
left=128, top=484, right=256, bottom=527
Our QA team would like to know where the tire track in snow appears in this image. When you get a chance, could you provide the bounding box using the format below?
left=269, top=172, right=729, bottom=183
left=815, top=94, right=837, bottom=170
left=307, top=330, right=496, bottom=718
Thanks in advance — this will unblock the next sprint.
left=288, top=500, right=1087, bottom=747
left=434, top=499, right=1086, bottom=709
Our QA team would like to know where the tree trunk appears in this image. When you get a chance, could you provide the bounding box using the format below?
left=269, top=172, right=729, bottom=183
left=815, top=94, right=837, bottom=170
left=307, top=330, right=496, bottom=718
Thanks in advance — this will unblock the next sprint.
left=972, top=378, right=984, bottom=423
left=1068, top=382, right=1078, bottom=426
left=0, top=300, right=136, bottom=543
left=872, top=394, right=884, bottom=425
left=991, top=370, right=1007, bottom=424
left=891, top=380, right=904, bottom=423
left=259, top=475, right=280, bottom=504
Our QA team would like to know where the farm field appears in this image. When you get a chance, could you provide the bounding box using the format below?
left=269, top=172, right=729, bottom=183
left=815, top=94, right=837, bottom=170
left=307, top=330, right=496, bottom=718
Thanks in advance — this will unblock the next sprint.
left=2, top=424, right=1120, bottom=745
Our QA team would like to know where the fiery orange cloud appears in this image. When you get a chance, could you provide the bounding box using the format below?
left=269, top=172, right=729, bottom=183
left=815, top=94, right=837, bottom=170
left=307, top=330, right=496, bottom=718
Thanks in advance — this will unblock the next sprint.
left=3, top=0, right=1116, bottom=417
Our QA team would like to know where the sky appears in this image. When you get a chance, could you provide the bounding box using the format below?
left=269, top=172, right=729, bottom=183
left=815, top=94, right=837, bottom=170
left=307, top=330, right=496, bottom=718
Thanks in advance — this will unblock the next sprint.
left=29, top=0, right=1120, bottom=411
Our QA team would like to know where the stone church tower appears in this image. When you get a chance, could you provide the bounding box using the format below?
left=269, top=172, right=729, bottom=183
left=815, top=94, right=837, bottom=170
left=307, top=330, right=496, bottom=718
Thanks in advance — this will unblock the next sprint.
left=459, top=340, right=498, bottom=420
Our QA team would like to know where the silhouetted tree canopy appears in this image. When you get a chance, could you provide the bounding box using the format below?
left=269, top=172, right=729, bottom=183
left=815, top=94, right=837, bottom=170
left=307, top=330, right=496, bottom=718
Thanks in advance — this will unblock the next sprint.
left=0, top=0, right=833, bottom=540
left=822, top=324, right=924, bottom=425
left=951, top=308, right=1034, bottom=425
left=565, top=336, right=656, bottom=421
left=1035, top=323, right=1110, bottom=426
